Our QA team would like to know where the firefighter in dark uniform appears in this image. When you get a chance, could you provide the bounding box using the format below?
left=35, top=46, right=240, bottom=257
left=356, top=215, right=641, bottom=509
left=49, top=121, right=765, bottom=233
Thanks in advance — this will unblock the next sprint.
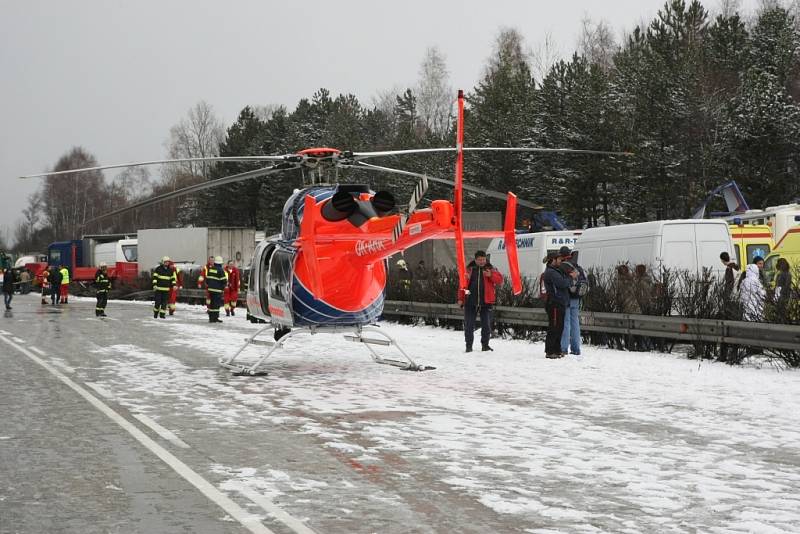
left=204, top=255, right=229, bottom=323
left=152, top=256, right=176, bottom=319
left=94, top=262, right=110, bottom=317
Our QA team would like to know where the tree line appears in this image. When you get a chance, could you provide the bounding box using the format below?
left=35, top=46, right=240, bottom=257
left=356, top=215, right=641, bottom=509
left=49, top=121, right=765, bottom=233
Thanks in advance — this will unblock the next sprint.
left=11, top=0, right=800, bottom=253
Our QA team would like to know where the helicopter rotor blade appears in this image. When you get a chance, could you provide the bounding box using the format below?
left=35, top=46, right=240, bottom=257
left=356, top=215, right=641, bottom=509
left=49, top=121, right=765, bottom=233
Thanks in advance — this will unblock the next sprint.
left=20, top=155, right=290, bottom=179
left=462, top=147, right=633, bottom=157
left=82, top=162, right=301, bottom=225
left=350, top=161, right=544, bottom=211
left=347, top=146, right=633, bottom=162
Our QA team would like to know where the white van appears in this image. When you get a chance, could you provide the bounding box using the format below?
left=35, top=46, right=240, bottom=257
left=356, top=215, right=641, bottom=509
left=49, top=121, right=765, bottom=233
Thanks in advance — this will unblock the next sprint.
left=575, top=220, right=734, bottom=275
left=486, top=230, right=583, bottom=282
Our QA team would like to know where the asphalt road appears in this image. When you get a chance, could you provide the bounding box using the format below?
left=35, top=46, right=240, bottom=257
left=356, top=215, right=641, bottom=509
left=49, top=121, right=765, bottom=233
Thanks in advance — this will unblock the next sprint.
left=2, top=293, right=799, bottom=534
left=0, top=294, right=519, bottom=534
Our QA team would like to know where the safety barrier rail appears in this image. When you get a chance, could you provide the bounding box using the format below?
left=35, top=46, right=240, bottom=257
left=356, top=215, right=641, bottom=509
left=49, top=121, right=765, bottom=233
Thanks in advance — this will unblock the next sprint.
left=381, top=301, right=800, bottom=352
left=123, top=289, right=799, bottom=351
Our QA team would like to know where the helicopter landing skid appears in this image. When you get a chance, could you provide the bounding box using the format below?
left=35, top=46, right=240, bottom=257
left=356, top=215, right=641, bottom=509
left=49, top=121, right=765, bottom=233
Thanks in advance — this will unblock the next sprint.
left=218, top=324, right=434, bottom=376
left=343, top=326, right=435, bottom=372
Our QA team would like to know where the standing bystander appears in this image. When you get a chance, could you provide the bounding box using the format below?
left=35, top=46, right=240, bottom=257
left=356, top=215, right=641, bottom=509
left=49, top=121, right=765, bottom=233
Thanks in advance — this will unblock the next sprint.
left=458, top=250, right=503, bottom=352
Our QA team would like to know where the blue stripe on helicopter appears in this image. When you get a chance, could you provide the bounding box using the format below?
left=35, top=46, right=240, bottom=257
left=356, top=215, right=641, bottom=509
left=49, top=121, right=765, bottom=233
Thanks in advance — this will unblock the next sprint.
left=291, top=276, right=384, bottom=327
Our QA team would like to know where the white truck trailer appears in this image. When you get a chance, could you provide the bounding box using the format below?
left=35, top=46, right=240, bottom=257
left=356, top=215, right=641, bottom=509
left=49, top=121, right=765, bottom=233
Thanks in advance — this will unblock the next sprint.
left=137, top=227, right=257, bottom=273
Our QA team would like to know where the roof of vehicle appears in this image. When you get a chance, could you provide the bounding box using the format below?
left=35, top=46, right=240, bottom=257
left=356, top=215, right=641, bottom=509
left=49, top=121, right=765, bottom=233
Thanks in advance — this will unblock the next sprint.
left=578, top=219, right=729, bottom=243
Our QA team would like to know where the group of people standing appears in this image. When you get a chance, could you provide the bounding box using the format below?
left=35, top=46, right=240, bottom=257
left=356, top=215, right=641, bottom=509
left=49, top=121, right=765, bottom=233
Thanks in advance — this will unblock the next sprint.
left=156, top=255, right=240, bottom=323
left=542, top=246, right=587, bottom=359
left=720, top=252, right=793, bottom=321
left=34, top=265, right=72, bottom=306
left=456, top=247, right=588, bottom=359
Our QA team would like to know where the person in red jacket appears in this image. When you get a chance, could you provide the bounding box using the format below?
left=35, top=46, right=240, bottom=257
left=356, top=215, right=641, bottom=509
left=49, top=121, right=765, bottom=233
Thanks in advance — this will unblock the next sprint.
left=167, top=261, right=184, bottom=315
left=458, top=250, right=504, bottom=352
left=224, top=260, right=240, bottom=316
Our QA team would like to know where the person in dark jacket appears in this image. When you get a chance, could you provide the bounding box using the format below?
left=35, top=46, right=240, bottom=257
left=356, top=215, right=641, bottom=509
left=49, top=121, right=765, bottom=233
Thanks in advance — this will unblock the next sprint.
left=152, top=256, right=177, bottom=319
left=204, top=255, right=229, bottom=323
left=2, top=267, right=15, bottom=310
left=774, top=257, right=792, bottom=315
left=543, top=251, right=577, bottom=358
left=720, top=251, right=739, bottom=297
left=94, top=262, right=111, bottom=317
left=48, top=265, right=62, bottom=305
left=458, top=250, right=504, bottom=352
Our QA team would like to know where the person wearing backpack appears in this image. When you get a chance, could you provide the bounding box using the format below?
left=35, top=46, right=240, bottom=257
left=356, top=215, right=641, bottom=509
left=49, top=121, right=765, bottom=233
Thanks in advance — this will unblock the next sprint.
left=559, top=248, right=587, bottom=357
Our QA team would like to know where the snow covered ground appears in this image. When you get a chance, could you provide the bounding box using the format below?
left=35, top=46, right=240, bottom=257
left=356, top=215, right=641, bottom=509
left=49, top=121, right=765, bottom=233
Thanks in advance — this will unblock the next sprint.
left=80, top=300, right=800, bottom=533
left=4, top=297, right=800, bottom=532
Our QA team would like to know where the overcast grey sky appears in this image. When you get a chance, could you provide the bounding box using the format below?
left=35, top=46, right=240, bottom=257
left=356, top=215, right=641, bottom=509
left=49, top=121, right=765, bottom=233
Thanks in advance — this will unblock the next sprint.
left=0, top=0, right=760, bottom=244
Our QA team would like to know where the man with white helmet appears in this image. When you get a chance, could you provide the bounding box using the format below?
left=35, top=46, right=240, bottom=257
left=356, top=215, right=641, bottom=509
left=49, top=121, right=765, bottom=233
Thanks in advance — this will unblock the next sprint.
left=94, top=262, right=110, bottom=317
left=204, top=255, right=228, bottom=323
left=152, top=256, right=177, bottom=319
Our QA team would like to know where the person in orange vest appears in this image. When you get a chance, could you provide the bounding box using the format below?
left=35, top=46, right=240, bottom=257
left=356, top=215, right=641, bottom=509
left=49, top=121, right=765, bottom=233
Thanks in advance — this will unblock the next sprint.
left=36, top=268, right=50, bottom=305
left=167, top=261, right=184, bottom=315
left=223, top=260, right=240, bottom=317
left=196, top=256, right=214, bottom=310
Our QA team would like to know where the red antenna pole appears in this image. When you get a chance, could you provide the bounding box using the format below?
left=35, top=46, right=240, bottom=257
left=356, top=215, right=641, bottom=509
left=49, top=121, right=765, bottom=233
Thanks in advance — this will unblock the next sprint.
left=454, top=90, right=467, bottom=293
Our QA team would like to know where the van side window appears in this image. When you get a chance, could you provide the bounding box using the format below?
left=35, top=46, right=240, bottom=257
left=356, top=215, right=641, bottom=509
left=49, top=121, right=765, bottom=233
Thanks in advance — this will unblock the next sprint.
left=746, top=244, right=770, bottom=263
left=734, top=245, right=740, bottom=264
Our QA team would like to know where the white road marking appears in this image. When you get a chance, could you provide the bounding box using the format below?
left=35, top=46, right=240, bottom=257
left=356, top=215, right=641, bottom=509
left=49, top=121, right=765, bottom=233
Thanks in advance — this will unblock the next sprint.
left=133, top=413, right=190, bottom=449
left=12, top=337, right=25, bottom=344
left=0, top=334, right=277, bottom=534
left=86, top=382, right=114, bottom=399
left=0, top=330, right=10, bottom=335
left=29, top=346, right=47, bottom=357
left=228, top=482, right=318, bottom=534
left=50, top=360, right=76, bottom=374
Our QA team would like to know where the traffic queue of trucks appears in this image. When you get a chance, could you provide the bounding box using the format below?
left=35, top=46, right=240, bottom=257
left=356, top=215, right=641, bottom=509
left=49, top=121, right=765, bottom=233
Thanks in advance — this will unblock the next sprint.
left=14, top=228, right=256, bottom=289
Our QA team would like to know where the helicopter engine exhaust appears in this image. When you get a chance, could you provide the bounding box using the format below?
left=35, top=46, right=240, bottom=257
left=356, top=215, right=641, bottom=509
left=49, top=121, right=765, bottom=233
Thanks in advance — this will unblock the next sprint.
left=321, top=188, right=395, bottom=227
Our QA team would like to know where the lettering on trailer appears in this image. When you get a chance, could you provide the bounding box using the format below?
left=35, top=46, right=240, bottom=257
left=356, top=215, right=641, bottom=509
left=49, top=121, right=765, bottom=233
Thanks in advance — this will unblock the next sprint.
left=497, top=236, right=578, bottom=250
left=497, top=237, right=535, bottom=251
left=355, top=239, right=388, bottom=257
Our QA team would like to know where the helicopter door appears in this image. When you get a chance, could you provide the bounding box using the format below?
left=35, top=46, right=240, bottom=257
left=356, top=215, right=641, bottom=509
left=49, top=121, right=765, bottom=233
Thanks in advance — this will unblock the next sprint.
left=267, top=248, right=294, bottom=326
left=257, top=243, right=276, bottom=316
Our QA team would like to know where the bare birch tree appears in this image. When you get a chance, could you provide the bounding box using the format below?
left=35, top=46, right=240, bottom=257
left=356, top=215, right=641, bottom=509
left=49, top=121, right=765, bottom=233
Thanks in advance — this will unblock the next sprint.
left=416, top=46, right=453, bottom=137
left=578, top=16, right=617, bottom=72
left=42, top=147, right=107, bottom=239
left=164, top=100, right=226, bottom=182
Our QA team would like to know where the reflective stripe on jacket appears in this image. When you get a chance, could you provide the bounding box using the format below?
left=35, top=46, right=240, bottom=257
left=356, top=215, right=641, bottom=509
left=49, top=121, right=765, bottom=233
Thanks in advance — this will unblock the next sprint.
left=152, top=265, right=176, bottom=292
left=95, top=270, right=110, bottom=292
left=60, top=268, right=70, bottom=284
left=205, top=265, right=228, bottom=293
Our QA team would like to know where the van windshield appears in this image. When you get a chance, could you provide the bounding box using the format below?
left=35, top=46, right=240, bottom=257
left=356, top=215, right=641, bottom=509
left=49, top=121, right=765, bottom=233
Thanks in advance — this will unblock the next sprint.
left=122, top=245, right=138, bottom=262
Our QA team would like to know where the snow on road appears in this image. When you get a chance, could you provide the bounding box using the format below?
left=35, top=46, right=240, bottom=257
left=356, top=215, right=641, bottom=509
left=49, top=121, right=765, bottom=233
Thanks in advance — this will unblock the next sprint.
left=85, top=302, right=800, bottom=533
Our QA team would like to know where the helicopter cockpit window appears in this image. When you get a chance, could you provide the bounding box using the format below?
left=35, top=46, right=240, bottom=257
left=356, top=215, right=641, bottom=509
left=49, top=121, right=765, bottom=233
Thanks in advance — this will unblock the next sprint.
left=269, top=249, right=293, bottom=304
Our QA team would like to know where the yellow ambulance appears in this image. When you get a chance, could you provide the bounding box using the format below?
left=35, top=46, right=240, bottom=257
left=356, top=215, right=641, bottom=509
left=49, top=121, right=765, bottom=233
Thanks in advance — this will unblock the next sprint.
left=728, top=224, right=774, bottom=267
left=764, top=227, right=800, bottom=283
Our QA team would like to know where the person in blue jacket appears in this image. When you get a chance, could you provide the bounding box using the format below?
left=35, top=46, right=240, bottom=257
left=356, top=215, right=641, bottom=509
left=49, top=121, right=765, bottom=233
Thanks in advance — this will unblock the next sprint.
left=543, top=250, right=577, bottom=358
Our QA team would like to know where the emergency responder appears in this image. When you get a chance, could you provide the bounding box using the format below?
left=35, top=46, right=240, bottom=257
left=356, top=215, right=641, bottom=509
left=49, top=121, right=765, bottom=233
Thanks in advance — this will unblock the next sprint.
left=204, top=256, right=228, bottom=323
left=36, top=268, right=49, bottom=305
left=197, top=256, right=214, bottom=310
left=94, top=262, right=110, bottom=317
left=224, top=260, right=240, bottom=316
left=152, top=256, right=176, bottom=319
left=59, top=264, right=70, bottom=304
left=49, top=266, right=62, bottom=305
left=167, top=260, right=183, bottom=315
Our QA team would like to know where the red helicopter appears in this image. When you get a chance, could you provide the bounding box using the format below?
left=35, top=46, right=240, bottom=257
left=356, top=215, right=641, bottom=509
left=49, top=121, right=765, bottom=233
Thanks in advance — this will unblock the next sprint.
left=24, top=90, right=629, bottom=375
